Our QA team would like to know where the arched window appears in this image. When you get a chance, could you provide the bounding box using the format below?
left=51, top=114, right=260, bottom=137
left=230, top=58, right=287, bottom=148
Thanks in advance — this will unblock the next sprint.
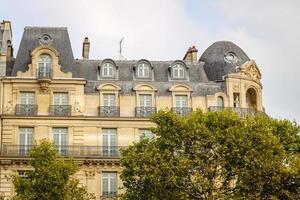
left=102, top=62, right=115, bottom=77
left=38, top=54, right=52, bottom=78
left=246, top=88, right=257, bottom=110
left=137, top=62, right=150, bottom=78
left=172, top=63, right=185, bottom=79
left=217, top=96, right=224, bottom=107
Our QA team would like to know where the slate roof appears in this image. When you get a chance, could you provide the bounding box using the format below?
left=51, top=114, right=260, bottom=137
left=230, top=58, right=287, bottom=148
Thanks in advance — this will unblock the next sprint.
left=200, top=41, right=250, bottom=81
left=75, top=59, right=223, bottom=95
left=11, top=27, right=75, bottom=76
left=11, top=27, right=255, bottom=96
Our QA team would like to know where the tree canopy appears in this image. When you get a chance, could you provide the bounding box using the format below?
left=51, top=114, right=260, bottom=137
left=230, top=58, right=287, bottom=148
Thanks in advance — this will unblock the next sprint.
left=12, top=140, right=95, bottom=200
left=120, top=110, right=300, bottom=200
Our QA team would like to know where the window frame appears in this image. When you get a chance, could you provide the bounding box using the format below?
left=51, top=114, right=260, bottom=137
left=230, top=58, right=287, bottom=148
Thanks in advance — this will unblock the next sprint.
left=101, top=172, right=118, bottom=197
left=171, top=63, right=186, bottom=79
left=38, top=54, right=52, bottom=77
left=100, top=60, right=117, bottom=79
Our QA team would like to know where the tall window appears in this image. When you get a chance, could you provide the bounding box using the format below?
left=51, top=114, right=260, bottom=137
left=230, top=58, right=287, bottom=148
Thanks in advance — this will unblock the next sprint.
left=53, top=128, right=68, bottom=155
left=102, top=62, right=115, bottom=77
left=102, top=172, right=117, bottom=197
left=38, top=54, right=52, bottom=78
left=139, top=94, right=152, bottom=107
left=137, top=62, right=150, bottom=78
left=175, top=95, right=188, bottom=108
left=19, top=128, right=33, bottom=155
left=172, top=64, right=185, bottom=79
left=139, top=129, right=154, bottom=140
left=20, top=92, right=35, bottom=105
left=233, top=93, right=240, bottom=108
left=103, top=94, right=116, bottom=107
left=217, top=96, right=224, bottom=107
left=54, top=93, right=68, bottom=105
left=102, top=129, right=117, bottom=157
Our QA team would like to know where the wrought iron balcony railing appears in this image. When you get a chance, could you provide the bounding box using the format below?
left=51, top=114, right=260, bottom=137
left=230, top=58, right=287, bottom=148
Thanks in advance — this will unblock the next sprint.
left=37, top=67, right=53, bottom=79
left=49, top=105, right=71, bottom=116
left=99, top=106, right=120, bottom=117
left=15, top=104, right=38, bottom=116
left=172, top=107, right=192, bottom=116
left=1, top=144, right=124, bottom=158
left=101, top=191, right=117, bottom=198
left=135, top=107, right=156, bottom=118
left=208, top=106, right=264, bottom=118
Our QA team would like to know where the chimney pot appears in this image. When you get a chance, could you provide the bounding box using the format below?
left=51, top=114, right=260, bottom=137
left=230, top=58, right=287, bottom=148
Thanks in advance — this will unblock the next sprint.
left=82, top=37, right=90, bottom=60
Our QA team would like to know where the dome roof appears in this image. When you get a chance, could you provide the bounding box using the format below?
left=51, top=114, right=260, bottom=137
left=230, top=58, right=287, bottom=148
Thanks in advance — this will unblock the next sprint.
left=199, top=41, right=250, bottom=81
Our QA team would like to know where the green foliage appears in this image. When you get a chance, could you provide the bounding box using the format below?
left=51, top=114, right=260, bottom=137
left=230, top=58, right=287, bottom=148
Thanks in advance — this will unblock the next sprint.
left=120, top=110, right=300, bottom=200
left=11, top=139, right=95, bottom=200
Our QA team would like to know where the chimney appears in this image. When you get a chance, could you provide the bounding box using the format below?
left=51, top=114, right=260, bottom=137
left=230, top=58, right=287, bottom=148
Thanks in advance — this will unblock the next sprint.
left=82, top=37, right=90, bottom=60
left=183, top=46, right=198, bottom=62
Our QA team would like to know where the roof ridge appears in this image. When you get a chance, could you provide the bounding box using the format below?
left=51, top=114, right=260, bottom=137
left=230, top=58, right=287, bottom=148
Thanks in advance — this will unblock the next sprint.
left=24, top=26, right=67, bottom=30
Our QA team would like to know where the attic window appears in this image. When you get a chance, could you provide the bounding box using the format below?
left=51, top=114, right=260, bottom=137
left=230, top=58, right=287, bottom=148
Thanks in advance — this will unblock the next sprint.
left=224, top=52, right=238, bottom=64
left=39, top=34, right=52, bottom=45
left=102, top=62, right=116, bottom=78
left=172, top=63, right=185, bottom=79
left=137, top=62, right=150, bottom=78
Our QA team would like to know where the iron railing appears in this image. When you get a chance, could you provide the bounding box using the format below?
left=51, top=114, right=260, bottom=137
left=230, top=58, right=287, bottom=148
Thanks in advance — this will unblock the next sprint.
left=99, top=106, right=120, bottom=117
left=208, top=106, right=264, bottom=117
left=16, top=104, right=37, bottom=116
left=49, top=105, right=71, bottom=116
left=172, top=107, right=192, bottom=116
left=101, top=191, right=117, bottom=198
left=1, top=144, right=124, bottom=158
left=37, top=67, right=53, bottom=79
left=135, top=107, right=156, bottom=118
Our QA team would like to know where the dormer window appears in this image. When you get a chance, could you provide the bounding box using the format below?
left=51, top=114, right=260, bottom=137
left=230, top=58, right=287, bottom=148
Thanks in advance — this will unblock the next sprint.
left=38, top=54, right=52, bottom=79
left=99, top=60, right=117, bottom=79
left=102, top=62, right=115, bottom=77
left=172, top=63, right=185, bottom=79
left=137, top=62, right=150, bottom=78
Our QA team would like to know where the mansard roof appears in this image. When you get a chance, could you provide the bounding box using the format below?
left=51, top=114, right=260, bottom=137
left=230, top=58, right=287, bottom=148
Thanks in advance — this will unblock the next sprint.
left=12, top=26, right=76, bottom=76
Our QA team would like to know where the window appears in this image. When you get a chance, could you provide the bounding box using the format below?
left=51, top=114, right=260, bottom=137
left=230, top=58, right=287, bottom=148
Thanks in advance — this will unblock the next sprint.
left=53, top=128, right=68, bottom=155
left=19, top=128, right=33, bottom=155
left=102, top=172, right=117, bottom=197
left=54, top=93, right=68, bottom=105
left=233, top=93, right=240, bottom=108
left=102, top=129, right=117, bottom=157
left=172, top=63, right=185, bottom=79
left=137, top=62, right=150, bottom=78
left=20, top=92, right=35, bottom=105
left=103, top=94, right=116, bottom=107
left=139, top=129, right=154, bottom=140
left=38, top=54, right=52, bottom=78
left=217, top=96, right=224, bottom=107
left=175, top=95, right=188, bottom=108
left=139, top=94, right=152, bottom=107
left=102, top=62, right=115, bottom=77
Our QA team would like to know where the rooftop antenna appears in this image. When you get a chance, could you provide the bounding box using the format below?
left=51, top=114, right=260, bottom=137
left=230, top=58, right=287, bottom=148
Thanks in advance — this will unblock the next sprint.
left=119, top=37, right=125, bottom=60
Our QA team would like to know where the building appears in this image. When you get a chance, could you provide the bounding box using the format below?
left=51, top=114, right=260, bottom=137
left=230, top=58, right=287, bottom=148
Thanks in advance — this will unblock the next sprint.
left=0, top=20, right=263, bottom=199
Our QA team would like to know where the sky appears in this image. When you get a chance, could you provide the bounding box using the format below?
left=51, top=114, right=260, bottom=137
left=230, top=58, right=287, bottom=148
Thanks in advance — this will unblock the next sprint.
left=1, top=0, right=299, bottom=122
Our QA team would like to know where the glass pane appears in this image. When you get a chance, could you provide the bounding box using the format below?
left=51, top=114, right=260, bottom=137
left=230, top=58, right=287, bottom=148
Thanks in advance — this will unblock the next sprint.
left=54, top=93, right=68, bottom=105
left=21, top=92, right=35, bottom=105
left=140, top=94, right=152, bottom=107
left=175, top=95, right=188, bottom=107
left=217, top=96, right=224, bottom=107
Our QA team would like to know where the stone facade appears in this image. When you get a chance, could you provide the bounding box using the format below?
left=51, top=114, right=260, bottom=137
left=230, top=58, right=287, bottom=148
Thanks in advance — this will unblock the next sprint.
left=0, top=21, right=263, bottom=199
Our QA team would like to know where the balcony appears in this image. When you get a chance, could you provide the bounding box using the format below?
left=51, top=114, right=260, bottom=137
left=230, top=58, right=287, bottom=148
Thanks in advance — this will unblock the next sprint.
left=37, top=67, right=52, bottom=79
left=99, top=106, right=120, bottom=117
left=49, top=105, right=71, bottom=116
left=135, top=107, right=156, bottom=118
left=101, top=191, right=117, bottom=198
left=208, top=106, right=264, bottom=117
left=172, top=107, right=192, bottom=116
left=15, top=104, right=37, bottom=116
left=1, top=144, right=124, bottom=158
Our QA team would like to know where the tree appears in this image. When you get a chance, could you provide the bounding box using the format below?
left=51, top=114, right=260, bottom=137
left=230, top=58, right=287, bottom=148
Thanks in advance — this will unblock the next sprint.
left=120, top=110, right=300, bottom=200
left=12, top=139, right=95, bottom=200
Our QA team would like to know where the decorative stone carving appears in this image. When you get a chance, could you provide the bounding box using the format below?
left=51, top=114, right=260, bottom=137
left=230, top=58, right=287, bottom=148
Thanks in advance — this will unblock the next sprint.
left=233, top=84, right=240, bottom=92
left=239, top=60, right=261, bottom=80
left=38, top=79, right=51, bottom=93
left=85, top=170, right=96, bottom=179
left=4, top=100, right=13, bottom=113
left=74, top=101, right=84, bottom=113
